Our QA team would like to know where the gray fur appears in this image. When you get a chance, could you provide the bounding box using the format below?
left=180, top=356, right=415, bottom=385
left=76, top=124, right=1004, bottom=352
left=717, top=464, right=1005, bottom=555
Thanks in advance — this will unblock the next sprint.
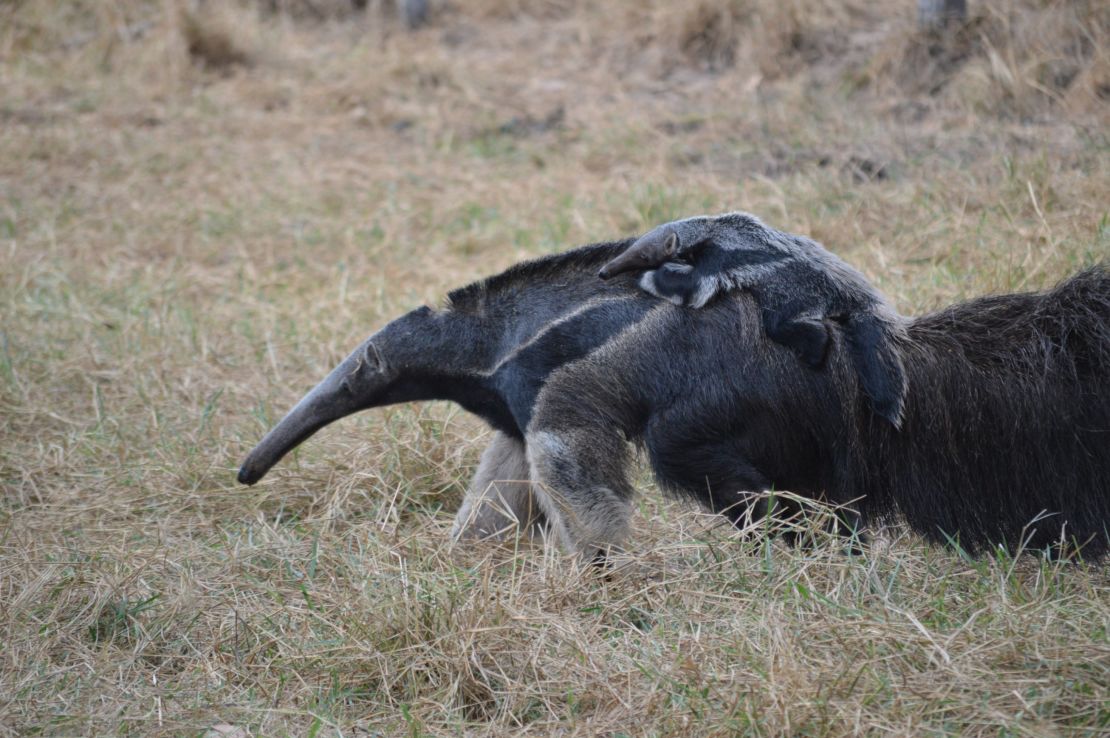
left=599, top=212, right=910, bottom=427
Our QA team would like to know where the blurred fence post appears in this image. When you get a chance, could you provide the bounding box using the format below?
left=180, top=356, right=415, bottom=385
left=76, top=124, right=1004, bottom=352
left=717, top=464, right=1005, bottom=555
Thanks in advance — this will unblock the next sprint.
left=350, top=0, right=428, bottom=29
left=917, top=0, right=967, bottom=29
left=397, top=0, right=428, bottom=29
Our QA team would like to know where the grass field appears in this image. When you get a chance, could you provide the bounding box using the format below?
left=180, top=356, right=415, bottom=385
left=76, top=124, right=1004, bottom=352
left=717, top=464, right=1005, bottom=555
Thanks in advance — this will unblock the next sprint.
left=2, top=1, right=1108, bottom=735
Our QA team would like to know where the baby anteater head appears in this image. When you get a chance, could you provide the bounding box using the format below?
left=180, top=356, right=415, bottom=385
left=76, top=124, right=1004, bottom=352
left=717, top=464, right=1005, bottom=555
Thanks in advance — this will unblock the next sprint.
left=598, top=227, right=679, bottom=280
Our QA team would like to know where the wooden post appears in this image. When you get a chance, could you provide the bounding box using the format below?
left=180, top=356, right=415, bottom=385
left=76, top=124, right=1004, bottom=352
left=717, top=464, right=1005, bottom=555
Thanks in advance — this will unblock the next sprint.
left=917, top=0, right=967, bottom=29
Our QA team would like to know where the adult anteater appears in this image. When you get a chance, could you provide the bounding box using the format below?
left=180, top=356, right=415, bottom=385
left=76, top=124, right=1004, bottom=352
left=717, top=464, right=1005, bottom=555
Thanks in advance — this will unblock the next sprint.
left=238, top=241, right=1110, bottom=560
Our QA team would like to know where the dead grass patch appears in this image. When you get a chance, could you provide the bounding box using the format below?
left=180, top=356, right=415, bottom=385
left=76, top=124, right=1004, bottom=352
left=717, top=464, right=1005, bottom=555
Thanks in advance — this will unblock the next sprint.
left=181, top=5, right=255, bottom=70
left=464, top=0, right=577, bottom=22
left=872, top=0, right=1109, bottom=117
left=673, top=1, right=745, bottom=73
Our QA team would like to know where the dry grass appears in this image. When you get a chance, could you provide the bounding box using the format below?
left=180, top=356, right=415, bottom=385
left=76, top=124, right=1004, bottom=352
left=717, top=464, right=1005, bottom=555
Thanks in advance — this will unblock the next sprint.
left=1, top=0, right=1108, bottom=735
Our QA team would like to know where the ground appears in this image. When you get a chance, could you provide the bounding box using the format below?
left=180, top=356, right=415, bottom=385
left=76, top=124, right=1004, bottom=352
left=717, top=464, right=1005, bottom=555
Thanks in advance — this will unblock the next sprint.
left=1, top=1, right=1108, bottom=735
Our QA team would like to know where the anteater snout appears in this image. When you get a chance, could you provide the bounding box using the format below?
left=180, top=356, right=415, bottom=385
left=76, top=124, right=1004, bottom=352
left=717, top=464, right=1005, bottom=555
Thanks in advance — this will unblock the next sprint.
left=237, top=464, right=257, bottom=486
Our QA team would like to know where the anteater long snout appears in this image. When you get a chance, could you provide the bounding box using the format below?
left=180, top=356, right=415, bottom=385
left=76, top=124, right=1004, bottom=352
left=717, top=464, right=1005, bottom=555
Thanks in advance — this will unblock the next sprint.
left=598, top=227, right=679, bottom=280
left=598, top=247, right=647, bottom=280
left=238, top=341, right=389, bottom=485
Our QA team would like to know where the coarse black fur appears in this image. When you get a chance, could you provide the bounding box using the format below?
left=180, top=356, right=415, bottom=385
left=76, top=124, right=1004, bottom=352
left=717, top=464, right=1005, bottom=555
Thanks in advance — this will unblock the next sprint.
left=863, top=269, right=1110, bottom=555
left=647, top=265, right=1110, bottom=557
left=599, top=213, right=910, bottom=428
left=239, top=240, right=1110, bottom=560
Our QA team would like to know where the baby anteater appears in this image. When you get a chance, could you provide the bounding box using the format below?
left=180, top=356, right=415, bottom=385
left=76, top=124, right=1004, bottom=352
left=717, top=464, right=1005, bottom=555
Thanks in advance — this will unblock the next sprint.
left=598, top=212, right=908, bottom=427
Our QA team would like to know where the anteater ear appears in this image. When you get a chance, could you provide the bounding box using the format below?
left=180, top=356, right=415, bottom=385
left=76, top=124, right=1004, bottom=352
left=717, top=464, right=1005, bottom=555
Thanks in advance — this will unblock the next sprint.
left=663, top=231, right=679, bottom=257
left=363, top=341, right=383, bottom=371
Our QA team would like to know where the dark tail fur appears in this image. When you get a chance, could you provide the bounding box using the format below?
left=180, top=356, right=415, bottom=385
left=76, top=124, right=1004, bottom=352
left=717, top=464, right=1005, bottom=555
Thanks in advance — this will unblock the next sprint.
left=854, top=266, right=1110, bottom=558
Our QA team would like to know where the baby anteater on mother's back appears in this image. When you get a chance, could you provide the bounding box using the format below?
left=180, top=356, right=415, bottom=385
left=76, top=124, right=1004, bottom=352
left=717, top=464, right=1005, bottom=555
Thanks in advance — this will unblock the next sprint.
left=599, top=212, right=909, bottom=427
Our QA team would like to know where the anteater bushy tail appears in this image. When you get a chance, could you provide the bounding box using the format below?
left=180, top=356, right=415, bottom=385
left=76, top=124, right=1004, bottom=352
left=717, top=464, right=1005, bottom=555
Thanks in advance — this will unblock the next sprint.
left=860, top=265, right=1110, bottom=558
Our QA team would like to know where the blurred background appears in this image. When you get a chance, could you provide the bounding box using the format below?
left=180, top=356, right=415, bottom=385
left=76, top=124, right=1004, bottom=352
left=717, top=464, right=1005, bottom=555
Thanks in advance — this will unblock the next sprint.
left=1, top=1, right=1108, bottom=735
left=4, top=1, right=1106, bottom=303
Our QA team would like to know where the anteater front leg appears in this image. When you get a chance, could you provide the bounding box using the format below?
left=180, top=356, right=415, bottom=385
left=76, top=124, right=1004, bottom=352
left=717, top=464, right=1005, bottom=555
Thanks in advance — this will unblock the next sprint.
left=525, top=371, right=635, bottom=561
